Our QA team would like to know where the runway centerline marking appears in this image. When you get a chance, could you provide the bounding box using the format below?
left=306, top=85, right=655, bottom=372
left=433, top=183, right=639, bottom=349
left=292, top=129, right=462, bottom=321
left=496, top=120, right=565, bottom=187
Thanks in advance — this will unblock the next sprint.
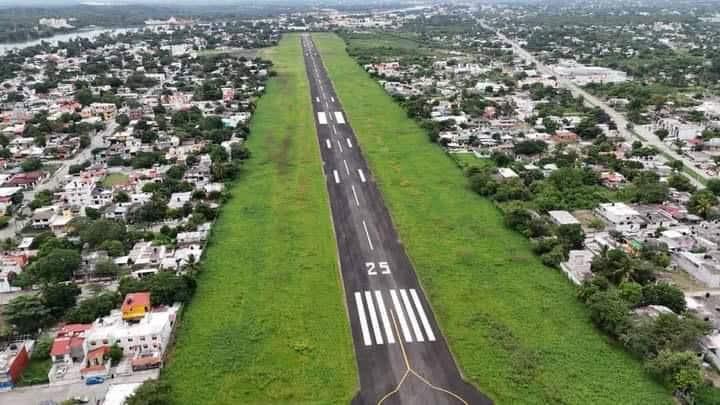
left=362, top=220, right=374, bottom=251
left=337, top=140, right=344, bottom=152
left=351, top=185, right=360, bottom=207
left=358, top=169, right=366, bottom=183
left=333, top=170, right=340, bottom=184
left=325, top=139, right=331, bottom=149
left=343, top=159, right=350, bottom=175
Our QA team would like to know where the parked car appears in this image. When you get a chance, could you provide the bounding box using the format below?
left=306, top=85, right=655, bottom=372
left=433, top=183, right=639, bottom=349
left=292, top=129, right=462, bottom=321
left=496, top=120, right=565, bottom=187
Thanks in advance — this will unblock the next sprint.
left=85, top=376, right=105, bottom=385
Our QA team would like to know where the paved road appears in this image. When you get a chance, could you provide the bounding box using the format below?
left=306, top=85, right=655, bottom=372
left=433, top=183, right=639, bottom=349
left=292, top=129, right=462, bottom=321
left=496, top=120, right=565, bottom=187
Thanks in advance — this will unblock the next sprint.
left=0, top=369, right=157, bottom=405
left=301, top=35, right=492, bottom=405
left=484, top=24, right=707, bottom=189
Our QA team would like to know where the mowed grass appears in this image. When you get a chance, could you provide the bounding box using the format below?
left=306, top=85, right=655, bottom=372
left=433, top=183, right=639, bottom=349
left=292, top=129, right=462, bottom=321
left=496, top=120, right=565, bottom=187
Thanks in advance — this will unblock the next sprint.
left=312, top=33, right=672, bottom=405
left=101, top=172, right=129, bottom=188
left=163, top=34, right=357, bottom=404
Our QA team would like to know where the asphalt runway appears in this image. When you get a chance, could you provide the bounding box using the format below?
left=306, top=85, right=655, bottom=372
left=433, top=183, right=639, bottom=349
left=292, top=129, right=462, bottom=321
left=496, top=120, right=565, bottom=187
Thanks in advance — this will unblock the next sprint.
left=300, top=35, right=493, bottom=405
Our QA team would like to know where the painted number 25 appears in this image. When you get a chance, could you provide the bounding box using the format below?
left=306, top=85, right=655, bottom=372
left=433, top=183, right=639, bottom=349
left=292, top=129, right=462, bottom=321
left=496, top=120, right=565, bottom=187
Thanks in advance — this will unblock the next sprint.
left=366, top=261, right=391, bottom=276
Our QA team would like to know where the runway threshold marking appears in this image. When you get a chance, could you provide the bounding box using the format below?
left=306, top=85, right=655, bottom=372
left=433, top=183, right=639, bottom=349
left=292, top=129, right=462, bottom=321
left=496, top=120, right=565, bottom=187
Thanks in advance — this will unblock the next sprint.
left=362, top=220, right=374, bottom=251
left=390, top=289, right=413, bottom=343
left=365, top=291, right=384, bottom=345
left=333, top=170, right=340, bottom=184
left=358, top=169, right=367, bottom=183
left=325, top=139, right=331, bottom=149
left=318, top=112, right=327, bottom=125
left=400, top=289, right=424, bottom=342
left=351, top=185, right=360, bottom=207
left=374, top=291, right=395, bottom=344
left=354, top=292, right=373, bottom=346
left=410, top=289, right=437, bottom=342
left=334, top=111, right=346, bottom=124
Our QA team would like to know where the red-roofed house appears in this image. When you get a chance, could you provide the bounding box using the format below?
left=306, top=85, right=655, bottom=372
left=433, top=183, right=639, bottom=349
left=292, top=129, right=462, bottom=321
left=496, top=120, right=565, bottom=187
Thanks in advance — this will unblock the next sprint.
left=3, top=171, right=47, bottom=189
left=80, top=346, right=110, bottom=378
left=552, top=130, right=579, bottom=144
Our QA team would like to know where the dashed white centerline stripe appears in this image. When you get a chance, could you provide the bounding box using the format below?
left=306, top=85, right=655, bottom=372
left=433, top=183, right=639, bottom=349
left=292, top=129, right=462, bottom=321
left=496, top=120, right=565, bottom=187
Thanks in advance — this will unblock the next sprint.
left=325, top=139, right=331, bottom=149
left=337, top=140, right=343, bottom=152
left=375, top=290, right=395, bottom=344
left=410, top=289, right=436, bottom=342
left=390, top=289, right=413, bottom=343
left=316, top=97, right=319, bottom=102
left=358, top=169, right=366, bottom=183
left=333, top=170, right=340, bottom=184
left=365, top=291, right=383, bottom=345
left=351, top=185, right=360, bottom=207
left=346, top=138, right=353, bottom=148
left=354, top=292, right=373, bottom=346
left=343, top=160, right=350, bottom=175
left=331, top=96, right=335, bottom=102
left=362, top=220, right=374, bottom=251
left=400, top=289, right=424, bottom=342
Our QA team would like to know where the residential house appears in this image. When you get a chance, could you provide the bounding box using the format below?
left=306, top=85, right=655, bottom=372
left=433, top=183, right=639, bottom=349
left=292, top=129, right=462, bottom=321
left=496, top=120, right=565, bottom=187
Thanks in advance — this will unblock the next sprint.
left=121, top=292, right=151, bottom=322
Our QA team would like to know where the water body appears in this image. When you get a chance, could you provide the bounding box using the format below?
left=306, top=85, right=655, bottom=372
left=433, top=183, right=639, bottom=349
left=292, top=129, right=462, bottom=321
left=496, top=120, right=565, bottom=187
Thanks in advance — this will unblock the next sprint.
left=0, top=27, right=137, bottom=55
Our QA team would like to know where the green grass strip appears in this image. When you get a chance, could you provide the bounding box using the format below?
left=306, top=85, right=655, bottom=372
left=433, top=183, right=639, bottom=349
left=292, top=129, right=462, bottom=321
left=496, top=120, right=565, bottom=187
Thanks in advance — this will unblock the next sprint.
left=312, top=32, right=671, bottom=405
left=163, top=34, right=357, bottom=404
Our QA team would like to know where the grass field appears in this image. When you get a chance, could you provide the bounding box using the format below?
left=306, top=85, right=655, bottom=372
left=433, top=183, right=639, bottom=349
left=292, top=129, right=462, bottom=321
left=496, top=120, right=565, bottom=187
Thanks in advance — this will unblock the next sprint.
left=312, top=32, right=672, bottom=405
left=101, top=173, right=129, bottom=188
left=163, top=34, right=357, bottom=404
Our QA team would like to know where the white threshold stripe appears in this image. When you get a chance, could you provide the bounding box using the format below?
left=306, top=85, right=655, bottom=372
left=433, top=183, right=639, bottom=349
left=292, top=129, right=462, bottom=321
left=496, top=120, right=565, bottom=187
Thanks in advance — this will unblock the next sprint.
left=346, top=138, right=353, bottom=148
left=390, top=289, right=413, bottom=343
left=316, top=97, right=319, bottom=102
left=351, top=185, right=360, bottom=207
left=354, top=292, right=373, bottom=346
left=333, top=170, right=340, bottom=184
left=358, top=169, right=366, bottom=183
left=337, top=140, right=343, bottom=152
left=410, top=289, right=436, bottom=342
left=365, top=291, right=383, bottom=345
left=343, top=160, right=350, bottom=175
left=331, top=96, right=335, bottom=102
left=400, top=289, right=424, bottom=342
left=375, top=290, right=395, bottom=344
left=334, top=111, right=346, bottom=124
left=362, top=220, right=374, bottom=251
left=325, top=139, right=331, bottom=149
left=318, top=112, right=327, bottom=125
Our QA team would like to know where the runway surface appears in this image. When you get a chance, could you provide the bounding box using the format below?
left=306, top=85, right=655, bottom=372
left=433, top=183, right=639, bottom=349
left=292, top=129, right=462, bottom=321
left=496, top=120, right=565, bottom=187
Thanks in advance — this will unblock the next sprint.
left=301, top=35, right=493, bottom=405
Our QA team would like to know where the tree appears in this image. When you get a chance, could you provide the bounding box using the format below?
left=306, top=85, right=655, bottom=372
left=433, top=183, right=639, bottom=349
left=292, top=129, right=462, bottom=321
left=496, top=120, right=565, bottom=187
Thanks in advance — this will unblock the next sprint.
left=557, top=224, right=584, bottom=250
left=688, top=190, right=717, bottom=219
left=98, top=240, right=125, bottom=257
left=85, top=207, right=100, bottom=220
left=586, top=288, right=630, bottom=337
left=667, top=174, right=695, bottom=193
left=707, top=179, right=720, bottom=196
left=65, top=292, right=119, bottom=324
left=126, top=379, right=172, bottom=405
left=591, top=249, right=632, bottom=285
left=32, top=335, right=53, bottom=361
left=108, top=343, right=123, bottom=366
left=76, top=87, right=94, bottom=106
left=670, top=160, right=684, bottom=172
left=513, top=140, right=547, bottom=155
left=655, top=128, right=669, bottom=141
left=622, top=313, right=709, bottom=358
left=20, top=158, right=42, bottom=172
left=640, top=283, right=686, bottom=313
left=631, top=171, right=669, bottom=204
left=3, top=295, right=52, bottom=333
left=41, top=283, right=81, bottom=319
left=646, top=350, right=703, bottom=394
left=116, top=113, right=130, bottom=127
left=26, top=249, right=81, bottom=283
left=94, top=260, right=120, bottom=277
left=79, top=219, right=127, bottom=248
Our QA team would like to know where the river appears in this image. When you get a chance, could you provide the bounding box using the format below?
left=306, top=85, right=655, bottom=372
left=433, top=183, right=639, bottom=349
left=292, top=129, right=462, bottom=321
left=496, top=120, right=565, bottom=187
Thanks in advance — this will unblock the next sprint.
left=0, top=27, right=137, bottom=55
